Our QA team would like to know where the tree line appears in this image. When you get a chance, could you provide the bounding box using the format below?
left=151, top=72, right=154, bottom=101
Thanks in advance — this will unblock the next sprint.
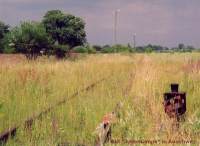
left=0, top=10, right=199, bottom=60
left=92, top=43, right=199, bottom=53
left=0, top=10, right=87, bottom=59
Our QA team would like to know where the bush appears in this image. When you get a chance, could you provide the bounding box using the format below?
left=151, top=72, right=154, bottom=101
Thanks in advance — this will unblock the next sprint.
left=101, top=46, right=114, bottom=53
left=73, top=46, right=88, bottom=53
left=84, top=43, right=96, bottom=54
left=87, top=47, right=96, bottom=54
left=112, top=44, right=130, bottom=53
left=3, top=46, right=15, bottom=54
left=53, top=44, right=69, bottom=59
left=145, top=47, right=153, bottom=53
left=93, top=45, right=103, bottom=52
left=101, top=44, right=131, bottom=53
left=1, top=32, right=16, bottom=53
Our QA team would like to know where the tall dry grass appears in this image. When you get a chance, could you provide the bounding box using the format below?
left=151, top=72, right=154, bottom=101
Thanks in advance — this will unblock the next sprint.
left=112, top=53, right=200, bottom=146
left=0, top=54, right=134, bottom=145
left=0, top=53, right=200, bottom=146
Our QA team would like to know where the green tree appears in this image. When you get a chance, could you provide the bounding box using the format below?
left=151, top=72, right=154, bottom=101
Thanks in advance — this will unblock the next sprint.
left=0, top=21, right=9, bottom=53
left=4, top=22, right=51, bottom=59
left=42, top=10, right=86, bottom=50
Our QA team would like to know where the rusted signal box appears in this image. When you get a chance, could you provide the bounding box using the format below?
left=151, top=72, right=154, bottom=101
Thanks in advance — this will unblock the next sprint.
left=164, top=84, right=186, bottom=120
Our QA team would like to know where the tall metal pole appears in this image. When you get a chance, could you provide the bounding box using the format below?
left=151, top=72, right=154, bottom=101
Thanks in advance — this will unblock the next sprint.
left=133, top=33, right=136, bottom=49
left=114, top=9, right=120, bottom=45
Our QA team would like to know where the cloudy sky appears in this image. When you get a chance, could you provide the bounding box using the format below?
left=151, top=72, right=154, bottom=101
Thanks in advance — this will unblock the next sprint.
left=0, top=0, right=200, bottom=47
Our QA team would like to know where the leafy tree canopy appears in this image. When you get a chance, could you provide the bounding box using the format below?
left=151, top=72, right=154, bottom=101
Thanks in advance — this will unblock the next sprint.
left=42, top=10, right=86, bottom=48
left=4, top=22, right=51, bottom=59
left=0, top=21, right=9, bottom=53
left=0, top=21, right=9, bottom=39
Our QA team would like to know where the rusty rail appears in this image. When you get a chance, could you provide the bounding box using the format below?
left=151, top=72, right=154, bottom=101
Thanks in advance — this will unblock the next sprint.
left=0, top=77, right=109, bottom=145
left=94, top=72, right=135, bottom=146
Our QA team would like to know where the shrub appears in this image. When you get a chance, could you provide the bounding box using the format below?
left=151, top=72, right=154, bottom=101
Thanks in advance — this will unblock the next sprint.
left=101, top=46, right=114, bottom=53
left=1, top=32, right=16, bottom=53
left=53, top=44, right=69, bottom=59
left=145, top=47, right=153, bottom=53
left=112, top=44, right=130, bottom=53
left=73, top=46, right=88, bottom=53
left=101, top=44, right=131, bottom=53
left=93, top=45, right=103, bottom=52
left=3, top=46, right=15, bottom=54
left=87, top=47, right=96, bottom=54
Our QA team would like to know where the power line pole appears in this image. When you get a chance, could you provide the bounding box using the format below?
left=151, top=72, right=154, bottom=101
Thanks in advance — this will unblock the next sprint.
left=133, top=33, right=136, bottom=49
left=114, top=9, right=120, bottom=45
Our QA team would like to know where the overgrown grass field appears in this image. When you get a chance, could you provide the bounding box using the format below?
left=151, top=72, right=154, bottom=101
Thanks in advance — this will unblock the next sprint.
left=0, top=53, right=199, bottom=146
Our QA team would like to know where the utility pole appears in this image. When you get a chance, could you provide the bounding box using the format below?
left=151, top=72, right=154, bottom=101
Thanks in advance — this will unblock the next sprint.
left=133, top=33, right=136, bottom=49
left=114, top=9, right=120, bottom=45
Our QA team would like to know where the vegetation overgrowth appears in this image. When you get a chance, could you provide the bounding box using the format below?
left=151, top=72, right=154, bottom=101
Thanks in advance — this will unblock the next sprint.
left=0, top=53, right=199, bottom=145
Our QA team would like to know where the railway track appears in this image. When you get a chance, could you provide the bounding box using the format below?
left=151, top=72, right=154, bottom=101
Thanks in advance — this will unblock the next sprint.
left=95, top=72, right=135, bottom=146
left=0, top=76, right=110, bottom=145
